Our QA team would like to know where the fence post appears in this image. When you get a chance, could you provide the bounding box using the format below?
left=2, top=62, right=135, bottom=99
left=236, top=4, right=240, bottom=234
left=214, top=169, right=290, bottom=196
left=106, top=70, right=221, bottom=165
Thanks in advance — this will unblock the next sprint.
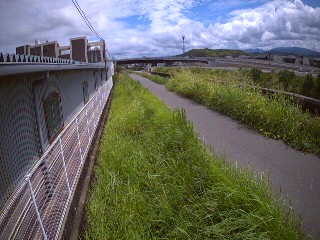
left=26, top=175, right=48, bottom=240
left=59, top=138, right=72, bottom=196
left=76, top=117, right=84, bottom=164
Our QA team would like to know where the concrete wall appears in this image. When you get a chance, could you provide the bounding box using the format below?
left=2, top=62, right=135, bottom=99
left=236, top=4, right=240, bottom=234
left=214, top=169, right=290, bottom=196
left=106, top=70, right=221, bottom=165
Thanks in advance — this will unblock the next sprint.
left=0, top=62, right=113, bottom=207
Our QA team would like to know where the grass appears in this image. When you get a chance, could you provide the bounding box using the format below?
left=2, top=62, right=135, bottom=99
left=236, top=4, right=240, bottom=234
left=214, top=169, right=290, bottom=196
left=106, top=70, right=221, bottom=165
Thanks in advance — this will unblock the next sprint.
left=143, top=67, right=320, bottom=156
left=85, top=73, right=302, bottom=239
left=138, top=72, right=169, bottom=85
left=154, top=67, right=320, bottom=100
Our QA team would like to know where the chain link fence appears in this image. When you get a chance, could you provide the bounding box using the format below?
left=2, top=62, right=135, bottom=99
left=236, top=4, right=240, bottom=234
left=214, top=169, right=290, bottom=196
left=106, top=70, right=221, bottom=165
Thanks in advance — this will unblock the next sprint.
left=0, top=78, right=113, bottom=239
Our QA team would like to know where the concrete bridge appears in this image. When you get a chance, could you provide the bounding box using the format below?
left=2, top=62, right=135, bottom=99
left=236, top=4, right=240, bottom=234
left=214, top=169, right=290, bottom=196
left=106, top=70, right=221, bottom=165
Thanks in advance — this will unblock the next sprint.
left=117, top=56, right=320, bottom=75
left=116, top=57, right=209, bottom=65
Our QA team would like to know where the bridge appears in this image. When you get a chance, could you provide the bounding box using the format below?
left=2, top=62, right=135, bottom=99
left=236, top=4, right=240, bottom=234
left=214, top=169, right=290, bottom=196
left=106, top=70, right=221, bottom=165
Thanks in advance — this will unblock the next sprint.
left=116, top=56, right=320, bottom=75
left=116, top=57, right=209, bottom=65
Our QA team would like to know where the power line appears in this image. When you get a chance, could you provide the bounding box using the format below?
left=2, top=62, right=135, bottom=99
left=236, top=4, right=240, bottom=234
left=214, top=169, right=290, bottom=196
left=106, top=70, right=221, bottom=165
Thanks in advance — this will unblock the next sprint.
left=72, top=0, right=103, bottom=41
left=71, top=0, right=113, bottom=59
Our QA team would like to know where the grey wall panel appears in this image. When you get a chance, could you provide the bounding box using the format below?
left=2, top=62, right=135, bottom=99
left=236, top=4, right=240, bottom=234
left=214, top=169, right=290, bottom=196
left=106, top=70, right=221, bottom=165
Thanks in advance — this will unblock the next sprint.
left=0, top=73, right=41, bottom=207
left=0, top=67, right=110, bottom=208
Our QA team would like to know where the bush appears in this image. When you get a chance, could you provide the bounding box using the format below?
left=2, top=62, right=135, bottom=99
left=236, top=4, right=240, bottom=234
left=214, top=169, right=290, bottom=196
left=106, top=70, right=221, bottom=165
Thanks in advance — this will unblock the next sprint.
left=249, top=68, right=262, bottom=82
left=115, top=64, right=122, bottom=73
left=302, top=74, right=314, bottom=97
left=278, top=70, right=295, bottom=91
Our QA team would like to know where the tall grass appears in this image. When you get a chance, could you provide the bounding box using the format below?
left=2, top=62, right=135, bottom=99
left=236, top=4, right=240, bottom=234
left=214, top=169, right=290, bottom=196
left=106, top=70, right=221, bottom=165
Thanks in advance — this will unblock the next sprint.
left=147, top=68, right=320, bottom=156
left=85, top=73, right=301, bottom=239
left=155, top=67, right=320, bottom=100
left=137, top=72, right=169, bottom=85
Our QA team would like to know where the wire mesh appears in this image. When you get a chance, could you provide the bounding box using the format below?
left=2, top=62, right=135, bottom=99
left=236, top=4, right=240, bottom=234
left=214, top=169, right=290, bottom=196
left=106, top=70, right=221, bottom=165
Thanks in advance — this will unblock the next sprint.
left=0, top=77, right=113, bottom=240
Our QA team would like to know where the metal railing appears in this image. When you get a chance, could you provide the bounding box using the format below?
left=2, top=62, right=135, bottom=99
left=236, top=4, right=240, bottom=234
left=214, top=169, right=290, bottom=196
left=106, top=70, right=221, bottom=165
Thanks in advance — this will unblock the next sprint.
left=0, top=78, right=113, bottom=239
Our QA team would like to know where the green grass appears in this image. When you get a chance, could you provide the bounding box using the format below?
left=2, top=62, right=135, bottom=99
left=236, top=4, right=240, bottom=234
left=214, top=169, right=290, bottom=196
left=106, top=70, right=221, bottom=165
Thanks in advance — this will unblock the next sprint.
left=85, top=73, right=301, bottom=239
left=138, top=72, right=169, bottom=85
left=154, top=67, right=320, bottom=100
left=144, top=68, right=320, bottom=156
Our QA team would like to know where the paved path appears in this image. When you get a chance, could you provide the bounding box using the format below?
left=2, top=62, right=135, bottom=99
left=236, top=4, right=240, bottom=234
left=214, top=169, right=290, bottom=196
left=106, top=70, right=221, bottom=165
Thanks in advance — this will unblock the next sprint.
left=129, top=73, right=320, bottom=239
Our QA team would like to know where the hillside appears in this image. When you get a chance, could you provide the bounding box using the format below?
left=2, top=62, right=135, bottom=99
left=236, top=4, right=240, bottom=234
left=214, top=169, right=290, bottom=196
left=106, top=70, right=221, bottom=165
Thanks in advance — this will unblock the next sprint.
left=244, top=47, right=320, bottom=57
left=269, top=47, right=320, bottom=57
left=181, top=48, right=250, bottom=58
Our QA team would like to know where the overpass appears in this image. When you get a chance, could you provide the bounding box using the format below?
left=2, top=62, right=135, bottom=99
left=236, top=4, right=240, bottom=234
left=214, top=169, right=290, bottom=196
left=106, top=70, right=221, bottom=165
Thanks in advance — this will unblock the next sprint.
left=117, top=56, right=320, bottom=75
left=116, top=57, right=209, bottom=65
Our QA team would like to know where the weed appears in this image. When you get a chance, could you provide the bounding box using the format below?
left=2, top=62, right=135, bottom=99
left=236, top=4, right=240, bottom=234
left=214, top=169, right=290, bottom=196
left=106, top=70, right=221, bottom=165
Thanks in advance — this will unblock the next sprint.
left=149, top=68, right=320, bottom=156
left=85, top=73, right=302, bottom=239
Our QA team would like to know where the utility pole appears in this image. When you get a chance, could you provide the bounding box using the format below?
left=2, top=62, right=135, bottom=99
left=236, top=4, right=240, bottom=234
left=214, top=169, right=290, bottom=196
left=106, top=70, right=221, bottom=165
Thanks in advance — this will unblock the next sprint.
left=182, top=35, right=185, bottom=57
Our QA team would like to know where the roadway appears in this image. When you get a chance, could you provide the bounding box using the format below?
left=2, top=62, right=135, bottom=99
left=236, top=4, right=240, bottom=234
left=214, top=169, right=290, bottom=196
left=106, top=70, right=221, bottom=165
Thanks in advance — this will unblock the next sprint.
left=118, top=57, right=319, bottom=75
left=129, top=73, right=320, bottom=239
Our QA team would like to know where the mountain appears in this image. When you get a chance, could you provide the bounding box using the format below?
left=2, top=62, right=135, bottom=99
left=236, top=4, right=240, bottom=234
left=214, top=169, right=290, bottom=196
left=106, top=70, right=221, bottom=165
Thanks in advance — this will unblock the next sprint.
left=269, top=47, right=320, bottom=57
left=244, top=48, right=266, bottom=54
left=180, top=48, right=250, bottom=58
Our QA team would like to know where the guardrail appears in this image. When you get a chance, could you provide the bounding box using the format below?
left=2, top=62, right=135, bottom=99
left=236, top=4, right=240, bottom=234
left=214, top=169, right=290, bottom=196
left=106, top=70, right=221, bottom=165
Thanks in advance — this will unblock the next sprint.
left=219, top=81, right=320, bottom=114
left=0, top=78, right=113, bottom=239
left=150, top=70, right=320, bottom=114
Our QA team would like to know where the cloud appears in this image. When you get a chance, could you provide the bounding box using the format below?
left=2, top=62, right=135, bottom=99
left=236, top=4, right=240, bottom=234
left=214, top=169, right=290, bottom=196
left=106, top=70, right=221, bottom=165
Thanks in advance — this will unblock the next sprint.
left=0, top=0, right=319, bottom=58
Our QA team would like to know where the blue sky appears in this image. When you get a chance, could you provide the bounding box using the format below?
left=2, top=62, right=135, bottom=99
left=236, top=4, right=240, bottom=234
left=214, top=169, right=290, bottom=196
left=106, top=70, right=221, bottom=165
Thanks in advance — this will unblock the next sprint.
left=1, top=0, right=320, bottom=58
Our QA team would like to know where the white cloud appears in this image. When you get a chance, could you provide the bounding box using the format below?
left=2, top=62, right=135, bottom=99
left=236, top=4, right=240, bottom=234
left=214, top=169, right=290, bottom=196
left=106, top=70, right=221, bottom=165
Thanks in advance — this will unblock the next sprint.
left=0, top=0, right=319, bottom=58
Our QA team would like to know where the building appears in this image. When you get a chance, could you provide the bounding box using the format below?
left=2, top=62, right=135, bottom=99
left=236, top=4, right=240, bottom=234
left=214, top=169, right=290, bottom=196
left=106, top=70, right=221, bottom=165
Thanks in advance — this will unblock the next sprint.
left=88, top=47, right=102, bottom=63
left=16, top=36, right=106, bottom=63
left=309, top=57, right=320, bottom=68
left=16, top=44, right=31, bottom=55
left=0, top=49, right=114, bottom=239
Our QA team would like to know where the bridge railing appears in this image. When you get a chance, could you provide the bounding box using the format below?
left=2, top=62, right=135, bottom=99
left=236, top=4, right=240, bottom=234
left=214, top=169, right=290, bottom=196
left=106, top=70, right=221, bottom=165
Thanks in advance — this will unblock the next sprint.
left=0, top=77, right=113, bottom=240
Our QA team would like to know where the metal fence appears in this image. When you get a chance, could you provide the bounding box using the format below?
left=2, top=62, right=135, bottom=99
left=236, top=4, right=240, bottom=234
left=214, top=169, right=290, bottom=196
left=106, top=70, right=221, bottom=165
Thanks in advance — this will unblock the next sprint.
left=0, top=77, right=113, bottom=239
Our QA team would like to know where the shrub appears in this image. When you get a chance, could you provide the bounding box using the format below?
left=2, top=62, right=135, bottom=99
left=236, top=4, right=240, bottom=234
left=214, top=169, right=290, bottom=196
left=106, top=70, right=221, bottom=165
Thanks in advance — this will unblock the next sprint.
left=249, top=68, right=262, bottom=82
left=302, top=74, right=314, bottom=97
left=278, top=70, right=295, bottom=91
left=115, top=64, right=122, bottom=73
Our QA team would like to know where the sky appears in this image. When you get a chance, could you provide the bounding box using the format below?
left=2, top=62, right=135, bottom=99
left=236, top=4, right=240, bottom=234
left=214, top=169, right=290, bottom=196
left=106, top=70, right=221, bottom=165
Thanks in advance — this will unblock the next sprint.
left=0, top=0, right=320, bottom=59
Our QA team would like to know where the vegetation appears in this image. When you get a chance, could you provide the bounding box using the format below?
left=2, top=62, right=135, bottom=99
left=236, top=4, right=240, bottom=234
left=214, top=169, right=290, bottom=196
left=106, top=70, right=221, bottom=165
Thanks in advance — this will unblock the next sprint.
left=144, top=67, right=320, bottom=156
left=177, top=48, right=250, bottom=58
left=85, top=73, right=301, bottom=239
left=138, top=72, right=169, bottom=85
left=115, top=64, right=122, bottom=73
left=155, top=67, right=320, bottom=100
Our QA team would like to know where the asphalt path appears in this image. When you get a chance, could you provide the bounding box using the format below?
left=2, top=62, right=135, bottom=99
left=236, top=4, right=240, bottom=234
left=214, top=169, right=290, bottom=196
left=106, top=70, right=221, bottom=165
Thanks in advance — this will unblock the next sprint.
left=129, top=73, right=320, bottom=239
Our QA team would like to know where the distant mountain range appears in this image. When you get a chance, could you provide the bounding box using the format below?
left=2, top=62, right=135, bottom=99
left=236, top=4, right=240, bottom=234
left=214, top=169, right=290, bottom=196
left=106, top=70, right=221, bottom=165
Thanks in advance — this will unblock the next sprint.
left=178, top=48, right=250, bottom=58
left=244, top=47, right=320, bottom=58
left=244, top=48, right=266, bottom=54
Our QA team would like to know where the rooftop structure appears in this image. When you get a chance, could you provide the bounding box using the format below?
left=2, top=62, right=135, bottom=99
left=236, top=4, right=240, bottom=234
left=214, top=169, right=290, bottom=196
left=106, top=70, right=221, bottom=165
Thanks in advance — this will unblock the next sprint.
left=16, top=36, right=106, bottom=63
